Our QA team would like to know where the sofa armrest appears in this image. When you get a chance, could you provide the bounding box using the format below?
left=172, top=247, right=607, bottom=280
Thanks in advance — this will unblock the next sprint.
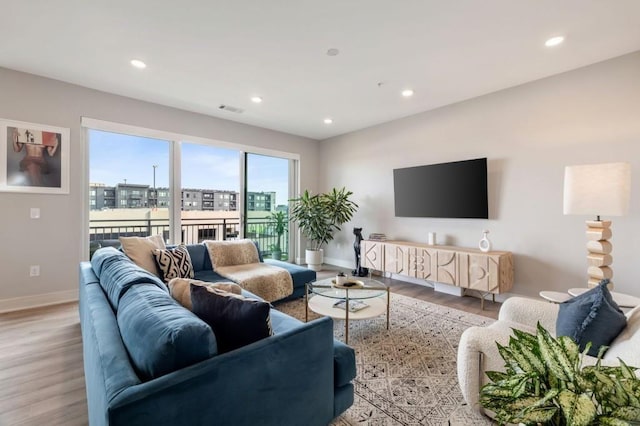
left=457, top=322, right=517, bottom=410
left=498, top=296, right=559, bottom=332
left=109, top=316, right=338, bottom=426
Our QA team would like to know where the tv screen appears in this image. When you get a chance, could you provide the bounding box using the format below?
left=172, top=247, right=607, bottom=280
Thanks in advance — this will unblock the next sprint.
left=393, top=158, right=488, bottom=219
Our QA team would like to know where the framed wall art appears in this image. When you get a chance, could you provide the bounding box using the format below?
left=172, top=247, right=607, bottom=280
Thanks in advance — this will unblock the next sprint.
left=0, top=119, right=70, bottom=194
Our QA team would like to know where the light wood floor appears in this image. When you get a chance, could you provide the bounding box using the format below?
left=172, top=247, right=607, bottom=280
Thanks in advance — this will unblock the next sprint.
left=0, top=273, right=499, bottom=426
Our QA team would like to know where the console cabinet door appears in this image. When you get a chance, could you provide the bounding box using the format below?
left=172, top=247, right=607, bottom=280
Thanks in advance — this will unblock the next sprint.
left=458, top=253, right=511, bottom=293
left=410, top=247, right=436, bottom=281
left=458, top=254, right=491, bottom=292
left=361, top=240, right=383, bottom=271
left=436, top=250, right=458, bottom=285
left=384, top=244, right=410, bottom=275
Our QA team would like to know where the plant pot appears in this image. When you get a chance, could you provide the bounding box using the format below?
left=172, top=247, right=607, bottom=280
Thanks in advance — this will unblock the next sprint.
left=271, top=249, right=282, bottom=261
left=305, top=249, right=323, bottom=271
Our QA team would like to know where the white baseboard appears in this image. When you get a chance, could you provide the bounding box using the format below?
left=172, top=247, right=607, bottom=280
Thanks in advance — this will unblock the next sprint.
left=323, top=257, right=353, bottom=270
left=0, top=289, right=78, bottom=314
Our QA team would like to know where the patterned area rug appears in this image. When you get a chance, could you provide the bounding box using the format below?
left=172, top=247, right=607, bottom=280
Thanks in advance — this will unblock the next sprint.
left=276, top=293, right=495, bottom=425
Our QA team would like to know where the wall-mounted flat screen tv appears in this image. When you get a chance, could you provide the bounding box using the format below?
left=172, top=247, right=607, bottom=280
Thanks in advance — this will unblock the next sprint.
left=393, top=157, right=488, bottom=219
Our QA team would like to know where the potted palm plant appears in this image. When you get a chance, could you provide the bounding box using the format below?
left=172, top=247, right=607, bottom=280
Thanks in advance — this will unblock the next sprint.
left=480, top=323, right=640, bottom=425
left=267, top=211, right=287, bottom=260
left=289, top=187, right=358, bottom=271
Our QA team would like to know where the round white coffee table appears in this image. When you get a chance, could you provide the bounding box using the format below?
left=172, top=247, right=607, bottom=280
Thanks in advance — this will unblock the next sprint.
left=305, top=277, right=389, bottom=344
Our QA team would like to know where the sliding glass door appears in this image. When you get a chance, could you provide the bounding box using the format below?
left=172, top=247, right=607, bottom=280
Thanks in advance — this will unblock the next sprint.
left=181, top=142, right=241, bottom=243
left=86, top=125, right=296, bottom=261
left=88, top=130, right=170, bottom=256
left=244, top=153, right=291, bottom=260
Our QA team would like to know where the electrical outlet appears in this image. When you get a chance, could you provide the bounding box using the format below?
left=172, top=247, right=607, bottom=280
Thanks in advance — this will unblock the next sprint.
left=30, top=207, right=40, bottom=219
left=29, top=265, right=40, bottom=277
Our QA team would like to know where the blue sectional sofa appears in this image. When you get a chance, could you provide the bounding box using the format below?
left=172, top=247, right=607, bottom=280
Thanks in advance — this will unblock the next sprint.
left=79, top=245, right=355, bottom=426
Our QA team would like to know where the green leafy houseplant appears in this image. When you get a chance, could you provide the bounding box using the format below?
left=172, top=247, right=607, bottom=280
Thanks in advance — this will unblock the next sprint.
left=480, top=323, right=640, bottom=426
left=289, top=187, right=358, bottom=251
left=267, top=211, right=287, bottom=260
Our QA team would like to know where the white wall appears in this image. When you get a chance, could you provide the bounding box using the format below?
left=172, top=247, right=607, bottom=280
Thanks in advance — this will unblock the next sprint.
left=319, top=52, right=640, bottom=298
left=0, top=67, right=319, bottom=312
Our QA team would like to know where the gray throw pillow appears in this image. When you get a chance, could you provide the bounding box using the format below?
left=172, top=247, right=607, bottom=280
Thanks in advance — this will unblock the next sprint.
left=556, top=279, right=626, bottom=356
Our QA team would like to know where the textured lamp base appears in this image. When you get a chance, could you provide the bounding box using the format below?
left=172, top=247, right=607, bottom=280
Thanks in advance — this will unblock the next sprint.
left=586, top=220, right=613, bottom=289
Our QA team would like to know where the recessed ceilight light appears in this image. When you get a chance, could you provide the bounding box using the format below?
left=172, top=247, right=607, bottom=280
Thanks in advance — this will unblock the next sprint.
left=326, top=48, right=340, bottom=56
left=545, top=36, right=565, bottom=47
left=251, top=96, right=263, bottom=103
left=130, top=59, right=147, bottom=69
left=324, top=118, right=333, bottom=124
left=402, top=89, right=414, bottom=97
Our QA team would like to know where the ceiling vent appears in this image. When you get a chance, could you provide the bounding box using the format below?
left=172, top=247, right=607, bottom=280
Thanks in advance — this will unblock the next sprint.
left=218, top=104, right=244, bottom=114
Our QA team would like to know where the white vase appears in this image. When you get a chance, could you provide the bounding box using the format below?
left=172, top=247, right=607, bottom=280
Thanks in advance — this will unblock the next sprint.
left=479, top=230, right=492, bottom=252
left=305, top=249, right=324, bottom=271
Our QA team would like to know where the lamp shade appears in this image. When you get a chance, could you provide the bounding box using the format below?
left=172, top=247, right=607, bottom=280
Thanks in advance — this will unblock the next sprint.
left=563, top=162, right=631, bottom=216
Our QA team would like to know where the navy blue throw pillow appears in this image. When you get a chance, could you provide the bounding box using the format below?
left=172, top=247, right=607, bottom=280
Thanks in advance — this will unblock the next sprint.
left=556, top=279, right=626, bottom=356
left=190, top=284, right=272, bottom=353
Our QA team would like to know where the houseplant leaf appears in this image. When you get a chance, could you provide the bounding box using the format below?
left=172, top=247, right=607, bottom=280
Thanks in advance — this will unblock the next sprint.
left=611, top=406, right=640, bottom=421
left=537, top=322, right=573, bottom=382
left=557, top=389, right=597, bottom=426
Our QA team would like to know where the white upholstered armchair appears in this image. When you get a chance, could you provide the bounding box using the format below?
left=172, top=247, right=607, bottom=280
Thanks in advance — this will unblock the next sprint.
left=457, top=296, right=640, bottom=412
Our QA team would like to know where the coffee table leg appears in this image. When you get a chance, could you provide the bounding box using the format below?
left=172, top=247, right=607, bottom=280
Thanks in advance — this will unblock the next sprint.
left=345, top=291, right=349, bottom=344
left=305, top=283, right=309, bottom=323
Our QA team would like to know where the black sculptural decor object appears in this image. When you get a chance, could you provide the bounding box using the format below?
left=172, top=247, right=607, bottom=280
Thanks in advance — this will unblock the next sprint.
left=352, top=227, right=369, bottom=277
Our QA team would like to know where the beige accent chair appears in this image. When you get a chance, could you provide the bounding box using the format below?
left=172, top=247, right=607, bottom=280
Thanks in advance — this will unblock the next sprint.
left=457, top=296, right=640, bottom=413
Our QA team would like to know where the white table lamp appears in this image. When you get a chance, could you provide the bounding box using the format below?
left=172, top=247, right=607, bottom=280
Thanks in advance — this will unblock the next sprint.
left=563, top=162, right=631, bottom=288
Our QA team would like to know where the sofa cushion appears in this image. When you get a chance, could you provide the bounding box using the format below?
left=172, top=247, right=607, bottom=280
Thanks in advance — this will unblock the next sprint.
left=153, top=244, right=195, bottom=283
left=204, top=239, right=260, bottom=268
left=268, top=309, right=355, bottom=388
left=193, top=269, right=232, bottom=283
left=91, top=246, right=129, bottom=277
left=556, top=279, right=626, bottom=356
left=191, top=284, right=272, bottom=353
left=270, top=308, right=303, bottom=334
left=333, top=340, right=357, bottom=388
left=265, top=259, right=316, bottom=289
left=169, top=278, right=242, bottom=310
left=120, top=235, right=166, bottom=278
left=92, top=247, right=168, bottom=310
left=184, top=243, right=209, bottom=271
left=117, top=283, right=217, bottom=380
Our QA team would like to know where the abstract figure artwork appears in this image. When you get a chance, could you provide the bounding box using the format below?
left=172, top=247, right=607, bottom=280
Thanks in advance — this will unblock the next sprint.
left=0, top=119, right=69, bottom=194
left=352, top=227, right=369, bottom=277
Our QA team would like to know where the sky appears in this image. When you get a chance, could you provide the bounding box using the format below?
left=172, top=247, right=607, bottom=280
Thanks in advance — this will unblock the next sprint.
left=89, top=130, right=290, bottom=206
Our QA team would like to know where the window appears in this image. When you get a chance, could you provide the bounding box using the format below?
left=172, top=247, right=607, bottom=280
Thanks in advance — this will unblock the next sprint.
left=86, top=120, right=298, bottom=260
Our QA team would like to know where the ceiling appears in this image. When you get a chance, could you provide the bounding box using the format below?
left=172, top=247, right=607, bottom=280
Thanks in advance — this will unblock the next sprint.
left=2, top=1, right=640, bottom=140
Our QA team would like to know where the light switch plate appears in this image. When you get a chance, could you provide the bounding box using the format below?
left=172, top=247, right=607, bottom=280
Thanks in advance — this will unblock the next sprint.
left=30, top=208, right=40, bottom=219
left=30, top=265, right=40, bottom=277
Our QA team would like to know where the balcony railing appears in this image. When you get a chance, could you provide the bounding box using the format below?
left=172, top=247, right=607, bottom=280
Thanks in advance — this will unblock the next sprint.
left=89, top=217, right=288, bottom=260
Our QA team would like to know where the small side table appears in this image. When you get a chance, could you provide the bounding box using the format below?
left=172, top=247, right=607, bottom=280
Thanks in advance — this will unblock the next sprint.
left=539, top=291, right=572, bottom=304
left=568, top=288, right=640, bottom=309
